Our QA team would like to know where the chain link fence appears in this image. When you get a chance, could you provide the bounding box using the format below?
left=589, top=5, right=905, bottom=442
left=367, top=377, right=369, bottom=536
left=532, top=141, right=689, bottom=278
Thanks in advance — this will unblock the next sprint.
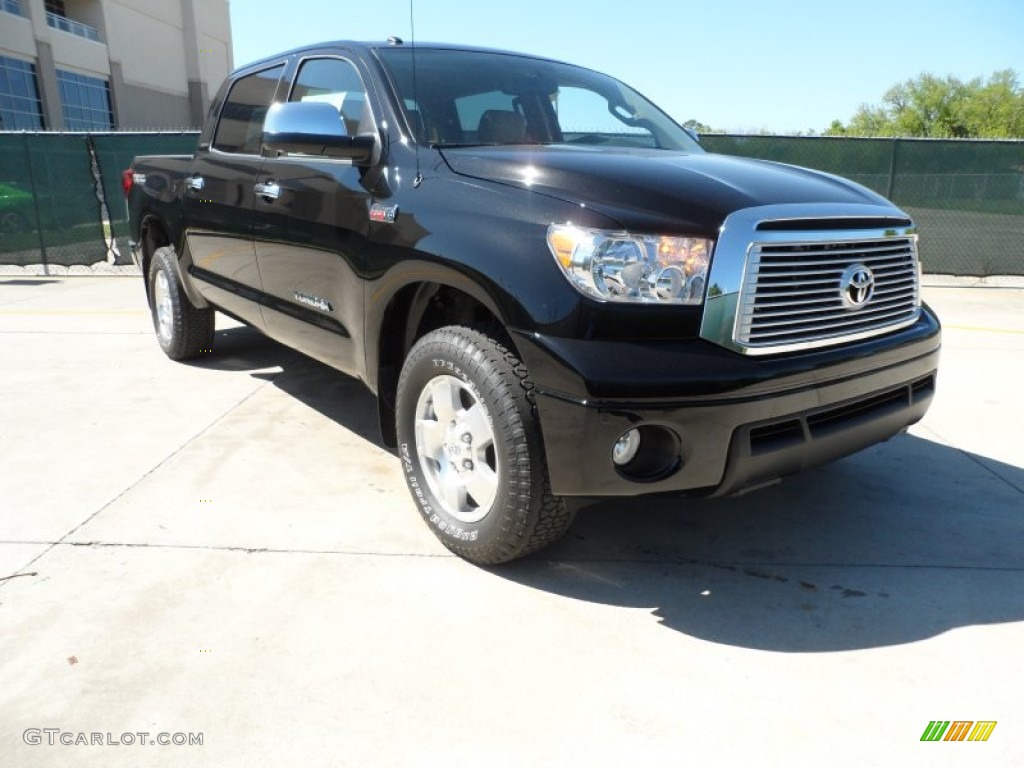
left=0, top=133, right=106, bottom=267
left=2, top=131, right=1022, bottom=275
left=702, top=135, right=1024, bottom=276
left=91, top=133, right=200, bottom=261
left=0, top=132, right=198, bottom=270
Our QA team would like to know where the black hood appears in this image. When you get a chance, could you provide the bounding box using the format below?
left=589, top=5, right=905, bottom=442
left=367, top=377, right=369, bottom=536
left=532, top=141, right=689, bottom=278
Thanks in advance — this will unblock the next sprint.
left=440, top=145, right=892, bottom=235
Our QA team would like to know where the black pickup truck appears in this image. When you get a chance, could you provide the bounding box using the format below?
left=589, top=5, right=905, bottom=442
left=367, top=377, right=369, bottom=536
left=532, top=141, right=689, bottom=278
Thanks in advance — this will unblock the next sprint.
left=125, top=40, right=940, bottom=564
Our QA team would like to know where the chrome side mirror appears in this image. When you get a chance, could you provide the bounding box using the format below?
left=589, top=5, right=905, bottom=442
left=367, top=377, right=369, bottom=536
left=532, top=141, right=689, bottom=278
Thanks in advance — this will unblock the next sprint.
left=262, top=101, right=375, bottom=163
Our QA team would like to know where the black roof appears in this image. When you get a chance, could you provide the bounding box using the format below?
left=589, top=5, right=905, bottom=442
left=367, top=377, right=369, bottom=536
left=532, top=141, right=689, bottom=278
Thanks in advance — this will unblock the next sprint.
left=232, top=41, right=570, bottom=77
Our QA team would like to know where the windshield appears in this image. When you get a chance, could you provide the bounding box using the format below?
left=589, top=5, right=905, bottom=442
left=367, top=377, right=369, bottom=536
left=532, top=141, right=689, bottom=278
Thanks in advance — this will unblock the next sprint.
left=375, top=48, right=702, bottom=153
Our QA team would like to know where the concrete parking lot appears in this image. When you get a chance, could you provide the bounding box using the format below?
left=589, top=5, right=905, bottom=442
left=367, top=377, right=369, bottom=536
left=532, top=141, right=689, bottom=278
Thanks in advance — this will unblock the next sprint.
left=1, top=276, right=1022, bottom=767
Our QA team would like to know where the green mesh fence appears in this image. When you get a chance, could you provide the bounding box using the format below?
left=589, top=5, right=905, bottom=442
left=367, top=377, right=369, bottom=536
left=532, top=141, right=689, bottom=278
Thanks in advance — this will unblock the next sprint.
left=2, top=131, right=1022, bottom=275
left=0, top=131, right=198, bottom=270
left=702, top=135, right=1024, bottom=276
left=92, top=133, right=198, bottom=264
left=0, top=133, right=106, bottom=267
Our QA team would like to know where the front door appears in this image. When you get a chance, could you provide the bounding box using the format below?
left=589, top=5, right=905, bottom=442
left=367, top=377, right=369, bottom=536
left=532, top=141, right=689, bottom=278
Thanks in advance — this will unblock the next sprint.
left=253, top=56, right=377, bottom=376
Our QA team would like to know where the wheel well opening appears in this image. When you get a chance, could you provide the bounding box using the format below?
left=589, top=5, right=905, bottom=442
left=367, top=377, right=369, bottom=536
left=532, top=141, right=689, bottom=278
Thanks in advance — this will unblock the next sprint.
left=377, top=283, right=513, bottom=448
left=140, top=217, right=170, bottom=294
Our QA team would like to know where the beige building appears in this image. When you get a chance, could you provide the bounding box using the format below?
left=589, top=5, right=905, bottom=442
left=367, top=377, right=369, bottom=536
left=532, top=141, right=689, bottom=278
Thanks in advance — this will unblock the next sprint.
left=0, top=0, right=232, bottom=130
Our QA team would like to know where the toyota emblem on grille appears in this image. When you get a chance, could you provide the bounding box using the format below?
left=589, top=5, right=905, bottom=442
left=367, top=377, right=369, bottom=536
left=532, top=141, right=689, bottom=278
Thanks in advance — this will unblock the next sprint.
left=840, top=264, right=875, bottom=308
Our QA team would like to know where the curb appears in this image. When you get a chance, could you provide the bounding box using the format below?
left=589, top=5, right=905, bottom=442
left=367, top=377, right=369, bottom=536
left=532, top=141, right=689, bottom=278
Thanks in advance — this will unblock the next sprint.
left=0, top=263, right=141, bottom=277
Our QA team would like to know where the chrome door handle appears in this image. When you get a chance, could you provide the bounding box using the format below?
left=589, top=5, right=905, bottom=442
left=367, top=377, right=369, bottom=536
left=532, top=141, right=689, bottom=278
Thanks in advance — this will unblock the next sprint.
left=184, top=175, right=205, bottom=192
left=254, top=181, right=281, bottom=201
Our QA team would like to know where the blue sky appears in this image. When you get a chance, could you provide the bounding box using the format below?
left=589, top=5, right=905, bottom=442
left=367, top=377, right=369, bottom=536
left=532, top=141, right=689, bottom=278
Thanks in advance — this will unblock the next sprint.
left=230, top=0, right=1024, bottom=134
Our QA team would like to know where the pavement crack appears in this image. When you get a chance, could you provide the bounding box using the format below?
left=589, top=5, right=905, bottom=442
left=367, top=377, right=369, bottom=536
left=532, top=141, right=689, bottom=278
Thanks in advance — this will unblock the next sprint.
left=961, top=452, right=1024, bottom=495
left=921, top=424, right=1024, bottom=495
left=44, top=540, right=453, bottom=558
left=4, top=374, right=292, bottom=586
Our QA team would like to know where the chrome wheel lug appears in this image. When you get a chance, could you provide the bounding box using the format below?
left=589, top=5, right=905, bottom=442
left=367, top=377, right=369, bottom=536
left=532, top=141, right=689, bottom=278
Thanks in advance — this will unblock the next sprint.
left=414, top=373, right=498, bottom=525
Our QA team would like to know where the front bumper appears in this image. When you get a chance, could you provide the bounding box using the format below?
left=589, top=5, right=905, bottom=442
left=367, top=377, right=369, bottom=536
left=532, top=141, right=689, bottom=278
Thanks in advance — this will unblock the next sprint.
left=512, top=307, right=940, bottom=497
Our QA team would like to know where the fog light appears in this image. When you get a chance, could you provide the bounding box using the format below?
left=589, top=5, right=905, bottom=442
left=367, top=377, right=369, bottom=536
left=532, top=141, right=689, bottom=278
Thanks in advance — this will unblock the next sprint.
left=612, top=429, right=641, bottom=466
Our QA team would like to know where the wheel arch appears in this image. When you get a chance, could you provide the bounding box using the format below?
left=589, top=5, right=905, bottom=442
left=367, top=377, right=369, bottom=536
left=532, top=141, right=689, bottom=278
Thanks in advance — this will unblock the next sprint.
left=138, top=214, right=170, bottom=300
left=372, top=277, right=523, bottom=449
left=139, top=214, right=208, bottom=308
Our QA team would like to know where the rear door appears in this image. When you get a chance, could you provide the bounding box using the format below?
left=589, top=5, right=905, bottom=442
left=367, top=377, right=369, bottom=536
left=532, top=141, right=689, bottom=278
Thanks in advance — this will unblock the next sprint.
left=183, top=63, right=286, bottom=325
left=253, top=55, right=377, bottom=375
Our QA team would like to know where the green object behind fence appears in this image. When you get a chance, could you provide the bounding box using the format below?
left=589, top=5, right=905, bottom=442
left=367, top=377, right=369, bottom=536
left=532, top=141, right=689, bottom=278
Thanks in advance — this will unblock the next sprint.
left=2, top=131, right=1022, bottom=275
left=0, top=133, right=106, bottom=266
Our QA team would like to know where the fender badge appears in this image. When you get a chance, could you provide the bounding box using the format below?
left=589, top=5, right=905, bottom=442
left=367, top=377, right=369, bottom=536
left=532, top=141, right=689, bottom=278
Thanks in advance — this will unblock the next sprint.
left=294, top=291, right=332, bottom=312
left=369, top=203, right=398, bottom=223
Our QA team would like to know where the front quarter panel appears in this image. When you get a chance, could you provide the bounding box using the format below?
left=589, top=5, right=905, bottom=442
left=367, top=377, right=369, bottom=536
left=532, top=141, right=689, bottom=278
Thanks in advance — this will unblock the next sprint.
left=363, top=169, right=621, bottom=385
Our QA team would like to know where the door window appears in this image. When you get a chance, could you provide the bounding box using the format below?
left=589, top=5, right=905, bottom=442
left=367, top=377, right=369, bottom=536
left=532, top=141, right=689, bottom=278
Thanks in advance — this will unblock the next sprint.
left=212, top=64, right=285, bottom=154
left=289, top=58, right=373, bottom=137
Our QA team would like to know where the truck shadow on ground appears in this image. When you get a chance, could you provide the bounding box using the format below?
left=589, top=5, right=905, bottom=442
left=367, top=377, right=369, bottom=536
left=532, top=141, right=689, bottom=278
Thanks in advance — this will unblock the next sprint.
left=216, top=330, right=1024, bottom=654
left=201, top=328, right=392, bottom=450
left=184, top=326, right=300, bottom=373
left=504, top=437, right=1024, bottom=652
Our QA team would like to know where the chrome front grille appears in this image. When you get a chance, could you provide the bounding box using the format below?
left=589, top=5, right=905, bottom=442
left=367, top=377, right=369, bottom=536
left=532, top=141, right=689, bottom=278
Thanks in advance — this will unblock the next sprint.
left=734, top=235, right=921, bottom=353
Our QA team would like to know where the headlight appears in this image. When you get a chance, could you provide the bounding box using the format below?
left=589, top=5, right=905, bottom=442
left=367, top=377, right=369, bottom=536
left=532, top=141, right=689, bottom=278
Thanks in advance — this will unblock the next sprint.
left=547, top=224, right=713, bottom=305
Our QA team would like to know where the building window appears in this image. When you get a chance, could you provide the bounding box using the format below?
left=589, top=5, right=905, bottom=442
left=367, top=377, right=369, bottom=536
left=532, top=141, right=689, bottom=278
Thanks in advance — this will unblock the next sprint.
left=46, top=12, right=100, bottom=41
left=1, top=0, right=23, bottom=18
left=45, top=0, right=100, bottom=42
left=0, top=55, right=45, bottom=130
left=56, top=70, right=113, bottom=130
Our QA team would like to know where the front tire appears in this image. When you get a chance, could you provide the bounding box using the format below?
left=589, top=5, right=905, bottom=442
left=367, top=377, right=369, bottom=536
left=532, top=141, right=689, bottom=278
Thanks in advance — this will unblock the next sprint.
left=396, top=326, right=574, bottom=564
left=147, top=246, right=215, bottom=360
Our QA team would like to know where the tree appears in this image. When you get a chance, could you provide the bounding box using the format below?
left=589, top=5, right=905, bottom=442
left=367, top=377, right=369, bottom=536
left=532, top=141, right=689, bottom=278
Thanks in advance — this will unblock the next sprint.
left=959, top=70, right=1024, bottom=138
left=682, top=119, right=714, bottom=133
left=826, top=70, right=1024, bottom=138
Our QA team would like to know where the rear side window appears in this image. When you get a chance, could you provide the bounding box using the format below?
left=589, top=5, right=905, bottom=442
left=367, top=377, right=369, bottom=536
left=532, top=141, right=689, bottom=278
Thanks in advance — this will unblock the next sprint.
left=289, top=57, right=373, bottom=137
left=212, top=64, right=285, bottom=154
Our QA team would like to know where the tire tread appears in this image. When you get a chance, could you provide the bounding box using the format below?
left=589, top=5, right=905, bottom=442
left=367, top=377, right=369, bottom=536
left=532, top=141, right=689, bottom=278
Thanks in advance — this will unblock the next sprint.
left=397, top=326, right=574, bottom=564
left=149, top=245, right=215, bottom=361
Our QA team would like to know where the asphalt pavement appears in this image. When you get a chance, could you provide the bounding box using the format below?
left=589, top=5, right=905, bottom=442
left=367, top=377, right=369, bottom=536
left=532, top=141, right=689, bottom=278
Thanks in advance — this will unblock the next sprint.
left=1, top=276, right=1022, bottom=767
